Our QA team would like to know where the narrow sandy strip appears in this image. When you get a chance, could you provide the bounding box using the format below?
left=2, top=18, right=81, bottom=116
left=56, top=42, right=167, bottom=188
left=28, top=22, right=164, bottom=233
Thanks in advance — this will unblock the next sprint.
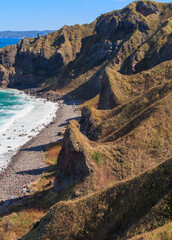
left=0, top=100, right=80, bottom=201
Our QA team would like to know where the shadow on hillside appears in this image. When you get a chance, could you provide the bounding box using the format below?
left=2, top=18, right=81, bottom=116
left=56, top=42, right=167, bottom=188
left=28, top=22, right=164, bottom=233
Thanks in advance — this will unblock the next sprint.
left=63, top=69, right=102, bottom=102
left=4, top=158, right=171, bottom=239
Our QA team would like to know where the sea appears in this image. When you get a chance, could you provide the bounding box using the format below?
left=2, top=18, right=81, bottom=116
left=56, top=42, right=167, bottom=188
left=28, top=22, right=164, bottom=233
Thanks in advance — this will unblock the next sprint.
left=0, top=38, right=20, bottom=48
left=0, top=39, right=58, bottom=172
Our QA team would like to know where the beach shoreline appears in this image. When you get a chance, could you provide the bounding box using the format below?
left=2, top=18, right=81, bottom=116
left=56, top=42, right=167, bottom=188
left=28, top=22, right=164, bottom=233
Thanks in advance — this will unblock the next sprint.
left=0, top=88, right=58, bottom=172
left=0, top=89, right=81, bottom=202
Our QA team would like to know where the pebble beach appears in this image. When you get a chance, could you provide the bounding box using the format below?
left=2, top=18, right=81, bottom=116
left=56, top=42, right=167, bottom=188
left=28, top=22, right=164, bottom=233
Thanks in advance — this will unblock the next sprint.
left=0, top=96, right=80, bottom=202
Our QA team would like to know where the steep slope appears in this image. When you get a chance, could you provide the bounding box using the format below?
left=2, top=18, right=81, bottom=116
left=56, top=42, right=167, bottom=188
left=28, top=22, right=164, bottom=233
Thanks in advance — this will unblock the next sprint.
left=21, top=61, right=171, bottom=239
left=0, top=0, right=171, bottom=98
left=1, top=1, right=172, bottom=239
left=53, top=71, right=172, bottom=194
left=0, top=23, right=96, bottom=88
left=22, top=158, right=172, bottom=240
left=98, top=61, right=172, bottom=109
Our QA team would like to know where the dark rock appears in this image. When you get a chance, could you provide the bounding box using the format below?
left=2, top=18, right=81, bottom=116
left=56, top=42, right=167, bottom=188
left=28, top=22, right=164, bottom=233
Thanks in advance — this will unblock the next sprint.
left=136, top=1, right=159, bottom=16
left=57, top=132, right=63, bottom=136
left=54, top=123, right=93, bottom=193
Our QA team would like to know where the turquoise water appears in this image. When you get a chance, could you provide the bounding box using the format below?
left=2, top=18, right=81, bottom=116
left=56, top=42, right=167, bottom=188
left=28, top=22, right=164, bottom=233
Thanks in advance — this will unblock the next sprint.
left=0, top=90, right=24, bottom=127
left=0, top=38, right=20, bottom=48
left=0, top=89, right=58, bottom=171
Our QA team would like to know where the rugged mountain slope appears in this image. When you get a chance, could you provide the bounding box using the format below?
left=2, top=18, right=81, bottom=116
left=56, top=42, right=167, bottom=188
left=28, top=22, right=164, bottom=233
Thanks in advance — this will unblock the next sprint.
left=0, top=0, right=171, bottom=97
left=2, top=1, right=172, bottom=239
left=22, top=158, right=172, bottom=240
left=0, top=23, right=96, bottom=88
left=52, top=75, right=172, bottom=196
left=23, top=48, right=172, bottom=240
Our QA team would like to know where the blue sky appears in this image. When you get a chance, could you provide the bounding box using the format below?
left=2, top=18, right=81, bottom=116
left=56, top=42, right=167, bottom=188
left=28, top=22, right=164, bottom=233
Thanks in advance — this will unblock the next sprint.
left=1, top=0, right=171, bottom=31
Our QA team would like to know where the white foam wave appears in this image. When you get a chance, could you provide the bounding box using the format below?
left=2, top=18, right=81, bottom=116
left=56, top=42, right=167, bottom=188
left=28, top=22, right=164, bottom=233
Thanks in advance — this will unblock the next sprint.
left=0, top=89, right=58, bottom=171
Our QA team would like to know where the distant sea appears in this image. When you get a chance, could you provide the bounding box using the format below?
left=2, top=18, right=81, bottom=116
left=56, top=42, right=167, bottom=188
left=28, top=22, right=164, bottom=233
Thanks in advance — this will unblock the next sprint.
left=0, top=38, right=20, bottom=48
left=0, top=89, right=58, bottom=172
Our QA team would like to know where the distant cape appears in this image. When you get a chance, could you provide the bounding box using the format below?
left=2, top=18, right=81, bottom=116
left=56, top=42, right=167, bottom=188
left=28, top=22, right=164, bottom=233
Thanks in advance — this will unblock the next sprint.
left=0, top=30, right=54, bottom=39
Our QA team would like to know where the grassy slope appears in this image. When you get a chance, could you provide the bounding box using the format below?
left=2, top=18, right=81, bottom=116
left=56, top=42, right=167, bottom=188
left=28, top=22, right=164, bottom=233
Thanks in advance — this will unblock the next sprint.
left=22, top=158, right=172, bottom=240
left=101, top=61, right=172, bottom=105
left=0, top=0, right=171, bottom=99
left=65, top=1, right=172, bottom=100
left=20, top=61, right=172, bottom=240
left=0, top=1, right=172, bottom=240
left=0, top=142, right=62, bottom=240
left=78, top=74, right=172, bottom=182
left=20, top=2, right=172, bottom=237
left=129, top=222, right=172, bottom=240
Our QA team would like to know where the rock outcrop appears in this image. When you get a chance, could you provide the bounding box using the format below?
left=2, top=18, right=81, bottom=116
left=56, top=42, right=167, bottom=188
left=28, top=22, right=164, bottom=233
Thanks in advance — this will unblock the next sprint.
left=10, top=2, right=172, bottom=240
left=136, top=1, right=159, bottom=16
left=54, top=121, right=94, bottom=192
left=53, top=1, right=172, bottom=193
left=0, top=1, right=171, bottom=97
left=99, top=69, right=120, bottom=109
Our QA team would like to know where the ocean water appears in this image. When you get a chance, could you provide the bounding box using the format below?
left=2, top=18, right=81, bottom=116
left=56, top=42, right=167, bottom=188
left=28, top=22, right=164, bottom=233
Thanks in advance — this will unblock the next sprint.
left=0, top=38, right=20, bottom=48
left=0, top=89, right=58, bottom=171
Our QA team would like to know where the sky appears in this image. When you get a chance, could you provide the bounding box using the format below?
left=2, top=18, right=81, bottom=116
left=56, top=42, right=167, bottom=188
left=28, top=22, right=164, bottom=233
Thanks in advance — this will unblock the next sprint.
left=0, top=0, right=171, bottom=31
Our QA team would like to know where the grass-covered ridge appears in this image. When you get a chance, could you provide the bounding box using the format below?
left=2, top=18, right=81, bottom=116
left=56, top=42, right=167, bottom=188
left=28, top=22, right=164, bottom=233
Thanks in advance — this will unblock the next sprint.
left=22, top=158, right=172, bottom=240
left=19, top=60, right=172, bottom=239
left=0, top=1, right=171, bottom=239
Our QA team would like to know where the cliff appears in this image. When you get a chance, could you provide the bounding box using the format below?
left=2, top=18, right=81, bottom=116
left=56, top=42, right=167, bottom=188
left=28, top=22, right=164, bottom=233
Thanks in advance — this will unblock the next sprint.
left=23, top=158, right=172, bottom=240
left=0, top=0, right=171, bottom=97
left=0, top=1, right=172, bottom=240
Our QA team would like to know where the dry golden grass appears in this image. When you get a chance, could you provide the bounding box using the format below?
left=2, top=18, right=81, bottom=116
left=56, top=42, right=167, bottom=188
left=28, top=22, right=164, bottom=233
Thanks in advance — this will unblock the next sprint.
left=22, top=158, right=172, bottom=240
left=129, top=222, right=172, bottom=240
left=0, top=142, right=63, bottom=240
left=29, top=141, right=62, bottom=193
left=100, top=61, right=172, bottom=108
left=79, top=94, right=100, bottom=109
left=1, top=2, right=172, bottom=239
left=0, top=209, right=46, bottom=240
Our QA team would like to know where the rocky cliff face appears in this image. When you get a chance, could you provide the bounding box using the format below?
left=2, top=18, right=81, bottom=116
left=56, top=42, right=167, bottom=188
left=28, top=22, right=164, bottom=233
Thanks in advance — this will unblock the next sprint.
left=0, top=0, right=171, bottom=196
left=52, top=1, right=172, bottom=193
left=0, top=1, right=171, bottom=95
left=0, top=24, right=96, bottom=88
left=54, top=121, right=94, bottom=193
left=15, top=1, right=172, bottom=239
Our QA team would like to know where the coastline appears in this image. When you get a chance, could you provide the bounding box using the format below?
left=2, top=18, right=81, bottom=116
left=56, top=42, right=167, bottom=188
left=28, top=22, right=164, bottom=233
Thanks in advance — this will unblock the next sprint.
left=0, top=90, right=81, bottom=202
left=0, top=88, right=58, bottom=172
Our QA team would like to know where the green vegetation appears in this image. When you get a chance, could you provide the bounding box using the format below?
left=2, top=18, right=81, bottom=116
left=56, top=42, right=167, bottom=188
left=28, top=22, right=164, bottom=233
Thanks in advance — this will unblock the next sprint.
left=92, top=151, right=103, bottom=165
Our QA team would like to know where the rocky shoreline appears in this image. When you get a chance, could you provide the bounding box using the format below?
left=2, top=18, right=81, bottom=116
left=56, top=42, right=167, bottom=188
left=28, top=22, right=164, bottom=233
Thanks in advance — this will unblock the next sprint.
left=0, top=89, right=81, bottom=202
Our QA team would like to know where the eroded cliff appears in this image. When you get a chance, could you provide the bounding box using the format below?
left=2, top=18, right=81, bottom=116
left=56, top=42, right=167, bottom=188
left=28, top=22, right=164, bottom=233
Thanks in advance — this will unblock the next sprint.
left=0, top=0, right=171, bottom=97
